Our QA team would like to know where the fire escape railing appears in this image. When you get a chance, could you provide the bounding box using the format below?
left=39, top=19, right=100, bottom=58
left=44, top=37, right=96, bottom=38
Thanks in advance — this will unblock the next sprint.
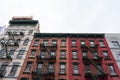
left=81, top=44, right=108, bottom=79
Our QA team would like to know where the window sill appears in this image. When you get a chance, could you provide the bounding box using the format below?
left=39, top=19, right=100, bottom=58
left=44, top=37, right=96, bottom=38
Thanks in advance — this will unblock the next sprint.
left=28, top=56, right=35, bottom=59
left=104, top=57, right=111, bottom=60
left=32, top=45, right=38, bottom=47
left=110, top=74, right=119, bottom=77
left=72, top=74, right=80, bottom=76
left=72, top=58, right=79, bottom=60
left=59, top=73, right=66, bottom=75
left=60, top=58, right=67, bottom=60
left=60, top=46, right=67, bottom=48
left=23, top=71, right=30, bottom=74
left=71, top=46, right=77, bottom=48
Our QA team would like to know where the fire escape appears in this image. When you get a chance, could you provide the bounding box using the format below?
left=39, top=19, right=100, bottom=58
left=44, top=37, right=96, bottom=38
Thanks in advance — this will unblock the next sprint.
left=81, top=43, right=109, bottom=80
left=0, top=30, right=24, bottom=78
left=32, top=41, right=57, bottom=80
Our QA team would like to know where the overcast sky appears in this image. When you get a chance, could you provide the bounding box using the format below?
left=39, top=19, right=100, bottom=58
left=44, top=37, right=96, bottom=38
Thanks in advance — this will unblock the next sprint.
left=0, top=0, right=120, bottom=33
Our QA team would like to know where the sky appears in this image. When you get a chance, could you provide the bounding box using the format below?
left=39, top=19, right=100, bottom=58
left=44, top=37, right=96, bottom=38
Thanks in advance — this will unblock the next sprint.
left=0, top=0, right=120, bottom=33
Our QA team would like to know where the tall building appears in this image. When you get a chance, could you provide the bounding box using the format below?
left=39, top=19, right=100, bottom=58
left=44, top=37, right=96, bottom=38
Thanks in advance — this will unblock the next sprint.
left=18, top=33, right=120, bottom=80
left=0, top=16, right=40, bottom=80
left=105, top=34, right=120, bottom=69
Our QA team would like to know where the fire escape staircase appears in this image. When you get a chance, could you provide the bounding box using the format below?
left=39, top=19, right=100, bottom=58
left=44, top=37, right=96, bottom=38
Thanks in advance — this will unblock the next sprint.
left=33, top=43, right=56, bottom=80
left=81, top=45, right=108, bottom=80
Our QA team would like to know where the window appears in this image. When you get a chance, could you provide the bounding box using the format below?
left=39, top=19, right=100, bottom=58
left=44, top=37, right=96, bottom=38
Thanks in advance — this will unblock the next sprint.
left=52, top=40, right=57, bottom=46
left=25, top=62, right=32, bottom=72
left=60, top=50, right=66, bottom=59
left=97, top=65, right=103, bottom=75
left=0, top=49, right=6, bottom=58
left=99, top=40, right=105, bottom=47
left=17, top=49, right=25, bottom=59
left=82, top=51, right=87, bottom=57
left=118, top=54, right=120, bottom=59
left=43, top=40, right=48, bottom=46
left=81, top=40, right=85, bottom=45
left=40, top=51, right=45, bottom=58
left=28, top=30, right=33, bottom=35
left=72, top=51, right=78, bottom=59
left=85, top=65, right=90, bottom=72
left=37, top=63, right=42, bottom=72
left=90, top=40, right=94, bottom=46
left=30, top=50, right=36, bottom=57
left=61, top=40, right=66, bottom=46
left=23, top=39, right=29, bottom=45
left=9, top=63, right=19, bottom=76
left=60, top=63, right=66, bottom=74
left=33, top=40, right=39, bottom=46
left=8, top=39, right=14, bottom=45
left=94, top=51, right=98, bottom=59
left=9, top=50, right=15, bottom=57
left=72, top=40, right=76, bottom=46
left=48, top=64, right=54, bottom=73
left=103, top=51, right=109, bottom=57
left=0, top=62, right=8, bottom=76
left=51, top=51, right=56, bottom=57
left=38, top=63, right=43, bottom=69
left=108, top=65, right=116, bottom=76
left=112, top=41, right=120, bottom=48
left=73, top=64, right=79, bottom=74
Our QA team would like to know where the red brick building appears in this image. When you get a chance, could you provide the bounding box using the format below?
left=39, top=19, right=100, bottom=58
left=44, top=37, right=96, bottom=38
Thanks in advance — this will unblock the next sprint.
left=18, top=33, right=120, bottom=80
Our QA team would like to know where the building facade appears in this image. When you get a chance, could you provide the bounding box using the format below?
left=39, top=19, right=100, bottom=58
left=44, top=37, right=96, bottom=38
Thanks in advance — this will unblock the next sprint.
left=18, top=33, right=120, bottom=80
left=105, top=34, right=120, bottom=69
left=0, top=16, right=40, bottom=80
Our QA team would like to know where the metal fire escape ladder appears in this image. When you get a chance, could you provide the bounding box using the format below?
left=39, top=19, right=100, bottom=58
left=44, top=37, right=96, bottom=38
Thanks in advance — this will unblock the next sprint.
left=0, top=40, right=12, bottom=60
left=84, top=45, right=106, bottom=76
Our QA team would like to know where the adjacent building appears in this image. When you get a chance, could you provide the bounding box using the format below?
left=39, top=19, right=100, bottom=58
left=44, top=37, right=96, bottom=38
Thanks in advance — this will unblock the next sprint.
left=105, top=34, right=120, bottom=69
left=18, top=33, right=120, bottom=80
left=0, top=16, right=40, bottom=80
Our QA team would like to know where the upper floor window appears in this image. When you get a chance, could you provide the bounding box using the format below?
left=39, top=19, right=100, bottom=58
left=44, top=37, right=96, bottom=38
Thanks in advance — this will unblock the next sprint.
left=28, top=30, right=33, bottom=35
left=72, top=51, right=78, bottom=59
left=52, top=40, right=57, bottom=45
left=80, top=40, right=85, bottom=45
left=60, top=50, right=66, bottom=59
left=17, top=49, right=25, bottom=59
left=9, top=49, right=15, bottom=57
left=38, top=63, right=43, bottom=69
left=118, top=54, right=120, bottom=59
left=82, top=51, right=87, bottom=57
left=43, top=40, right=48, bottom=46
left=103, top=51, right=109, bottom=57
left=30, top=50, right=36, bottom=57
left=73, top=64, right=79, bottom=75
left=0, top=49, right=6, bottom=58
left=108, top=65, right=116, bottom=76
left=33, top=40, right=39, bottom=46
left=24, top=62, right=32, bottom=72
left=23, top=39, right=29, bottom=46
left=51, top=51, right=56, bottom=57
left=99, top=40, right=105, bottom=47
left=89, top=40, right=94, bottom=46
left=111, top=41, right=120, bottom=48
left=0, top=62, right=8, bottom=76
left=72, top=40, right=76, bottom=46
left=9, top=62, right=19, bottom=76
left=40, top=51, right=45, bottom=58
left=60, top=63, right=66, bottom=74
left=48, top=64, right=54, bottom=73
left=61, top=40, right=66, bottom=46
